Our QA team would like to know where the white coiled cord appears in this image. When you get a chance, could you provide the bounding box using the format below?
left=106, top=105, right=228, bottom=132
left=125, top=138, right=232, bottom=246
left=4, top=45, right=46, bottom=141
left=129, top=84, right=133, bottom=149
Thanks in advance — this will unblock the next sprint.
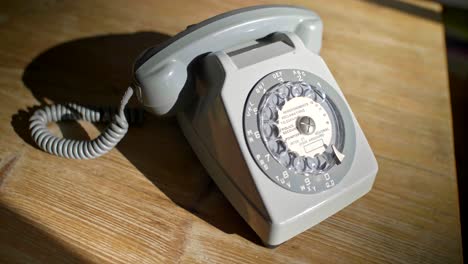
left=29, top=87, right=136, bottom=159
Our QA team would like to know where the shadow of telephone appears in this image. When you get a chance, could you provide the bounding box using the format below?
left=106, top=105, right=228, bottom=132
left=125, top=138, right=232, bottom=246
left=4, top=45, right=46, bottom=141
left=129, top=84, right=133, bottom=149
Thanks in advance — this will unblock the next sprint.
left=26, top=5, right=378, bottom=246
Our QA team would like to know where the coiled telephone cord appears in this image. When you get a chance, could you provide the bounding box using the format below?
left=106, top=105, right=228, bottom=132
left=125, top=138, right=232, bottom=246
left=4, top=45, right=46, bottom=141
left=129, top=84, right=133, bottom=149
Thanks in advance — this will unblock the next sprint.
left=29, top=87, right=138, bottom=159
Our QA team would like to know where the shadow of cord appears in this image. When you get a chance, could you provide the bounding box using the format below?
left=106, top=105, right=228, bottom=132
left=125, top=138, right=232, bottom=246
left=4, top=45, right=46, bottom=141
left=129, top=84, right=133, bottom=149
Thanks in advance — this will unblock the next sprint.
left=11, top=32, right=261, bottom=246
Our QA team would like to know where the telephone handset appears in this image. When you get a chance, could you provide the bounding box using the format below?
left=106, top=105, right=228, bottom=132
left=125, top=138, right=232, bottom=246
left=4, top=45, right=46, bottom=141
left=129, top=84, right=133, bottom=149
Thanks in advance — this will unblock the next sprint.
left=30, top=5, right=378, bottom=246
left=133, top=5, right=323, bottom=116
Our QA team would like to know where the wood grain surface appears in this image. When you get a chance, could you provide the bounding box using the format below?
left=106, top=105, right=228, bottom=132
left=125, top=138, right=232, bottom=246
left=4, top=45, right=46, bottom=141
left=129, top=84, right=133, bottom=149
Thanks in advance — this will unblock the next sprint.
left=0, top=0, right=462, bottom=263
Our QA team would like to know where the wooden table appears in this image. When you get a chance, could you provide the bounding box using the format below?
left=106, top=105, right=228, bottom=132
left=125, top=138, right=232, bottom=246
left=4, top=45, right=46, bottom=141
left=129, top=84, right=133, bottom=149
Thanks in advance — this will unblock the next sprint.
left=0, top=0, right=462, bottom=263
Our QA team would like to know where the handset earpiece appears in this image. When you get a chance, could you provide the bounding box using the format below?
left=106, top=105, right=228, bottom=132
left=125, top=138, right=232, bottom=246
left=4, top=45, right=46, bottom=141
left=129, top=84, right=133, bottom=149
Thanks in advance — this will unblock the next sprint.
left=133, top=59, right=188, bottom=116
left=132, top=5, right=322, bottom=116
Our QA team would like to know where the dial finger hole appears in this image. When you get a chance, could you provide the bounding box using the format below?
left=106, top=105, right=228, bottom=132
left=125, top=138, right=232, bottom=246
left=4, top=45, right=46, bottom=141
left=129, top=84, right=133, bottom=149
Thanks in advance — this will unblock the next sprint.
left=279, top=151, right=292, bottom=167
left=267, top=94, right=285, bottom=108
left=261, top=106, right=274, bottom=120
left=277, top=85, right=290, bottom=99
left=267, top=140, right=286, bottom=156
left=306, top=157, right=318, bottom=172
left=293, top=155, right=306, bottom=171
left=262, top=123, right=273, bottom=138
left=268, top=140, right=279, bottom=153
left=291, top=84, right=303, bottom=97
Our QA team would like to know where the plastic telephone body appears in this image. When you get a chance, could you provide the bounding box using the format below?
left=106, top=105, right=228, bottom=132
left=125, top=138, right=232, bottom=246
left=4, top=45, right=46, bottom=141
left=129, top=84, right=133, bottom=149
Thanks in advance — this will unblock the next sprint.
left=134, top=6, right=378, bottom=246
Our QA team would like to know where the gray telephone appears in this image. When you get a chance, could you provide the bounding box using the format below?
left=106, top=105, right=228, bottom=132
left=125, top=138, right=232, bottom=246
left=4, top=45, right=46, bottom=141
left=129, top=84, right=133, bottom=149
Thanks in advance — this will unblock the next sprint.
left=30, top=6, right=378, bottom=246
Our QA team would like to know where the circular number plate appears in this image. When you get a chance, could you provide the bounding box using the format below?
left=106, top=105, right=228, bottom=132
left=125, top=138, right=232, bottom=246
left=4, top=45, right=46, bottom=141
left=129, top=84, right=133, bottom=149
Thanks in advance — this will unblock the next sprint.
left=243, top=69, right=356, bottom=194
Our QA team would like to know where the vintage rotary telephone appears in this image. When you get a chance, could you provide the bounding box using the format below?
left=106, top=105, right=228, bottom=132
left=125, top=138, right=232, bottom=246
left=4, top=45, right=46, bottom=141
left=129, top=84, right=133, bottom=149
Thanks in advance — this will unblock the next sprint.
left=30, top=6, right=378, bottom=246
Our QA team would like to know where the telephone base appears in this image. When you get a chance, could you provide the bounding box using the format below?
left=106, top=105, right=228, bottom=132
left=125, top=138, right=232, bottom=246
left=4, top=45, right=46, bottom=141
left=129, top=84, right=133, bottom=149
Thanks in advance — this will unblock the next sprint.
left=178, top=112, right=376, bottom=246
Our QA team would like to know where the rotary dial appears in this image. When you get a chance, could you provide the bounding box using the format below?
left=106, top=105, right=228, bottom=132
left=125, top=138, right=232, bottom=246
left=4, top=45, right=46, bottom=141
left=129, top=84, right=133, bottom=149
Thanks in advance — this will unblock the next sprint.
left=243, top=69, right=351, bottom=194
